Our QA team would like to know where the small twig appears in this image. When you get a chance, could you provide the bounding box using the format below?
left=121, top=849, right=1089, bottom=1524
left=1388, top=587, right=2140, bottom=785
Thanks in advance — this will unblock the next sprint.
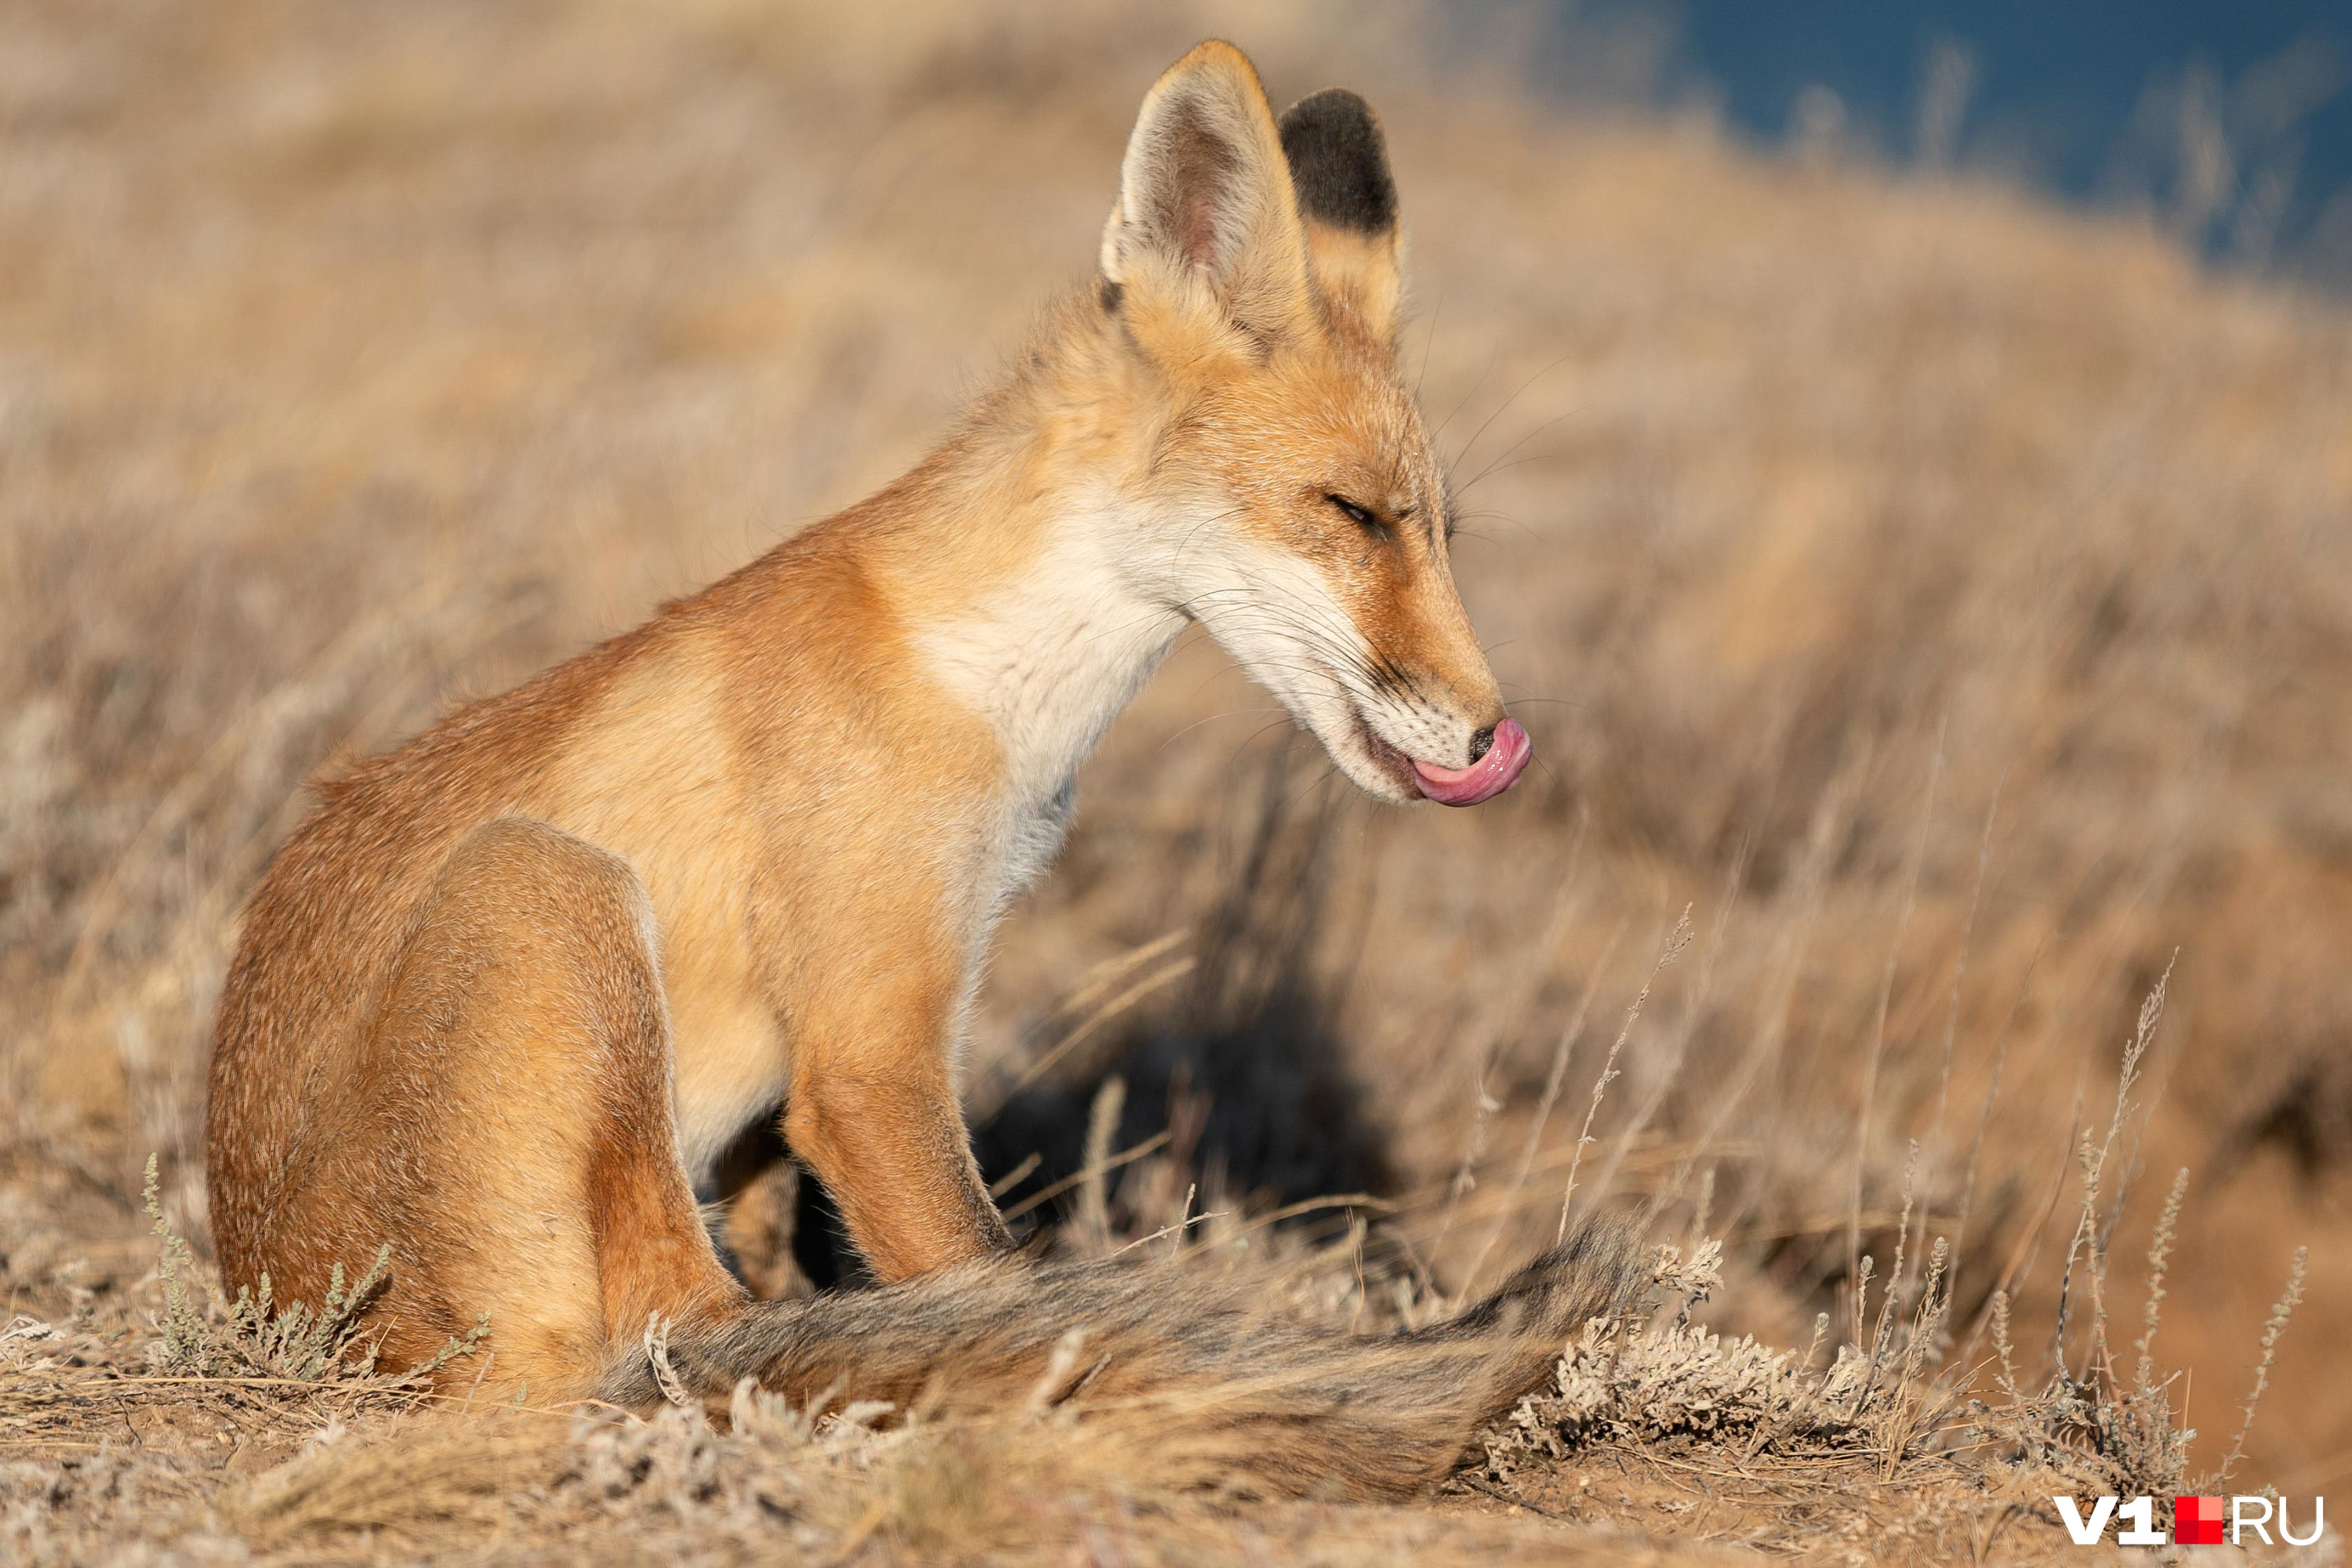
left=1559, top=906, right=1693, bottom=1242
left=1000, top=1130, right=1171, bottom=1223
left=2216, top=1245, right=2307, bottom=1484
left=458, top=1348, right=496, bottom=1416
left=986, top=1152, right=1042, bottom=1200
left=1112, top=1203, right=1226, bottom=1258
left=1076, top=1076, right=1126, bottom=1250
left=1989, top=1290, right=2020, bottom=1404
left=1847, top=728, right=1944, bottom=1316
left=643, top=1314, right=691, bottom=1410
left=1459, top=918, right=1624, bottom=1298
left=1946, top=939, right=2042, bottom=1303
left=993, top=956, right=1193, bottom=1106
left=1455, top=1473, right=1574, bottom=1522
left=1911, top=782, right=1999, bottom=1296
left=2132, top=1167, right=2189, bottom=1396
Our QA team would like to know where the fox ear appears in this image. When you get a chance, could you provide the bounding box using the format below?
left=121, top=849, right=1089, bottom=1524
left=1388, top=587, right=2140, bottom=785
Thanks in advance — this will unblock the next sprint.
left=1100, top=42, right=1311, bottom=344
left=1278, top=89, right=1403, bottom=346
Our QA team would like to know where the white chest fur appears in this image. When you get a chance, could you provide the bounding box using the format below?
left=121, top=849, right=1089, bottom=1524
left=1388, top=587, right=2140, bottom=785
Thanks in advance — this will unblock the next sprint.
left=918, top=503, right=1183, bottom=920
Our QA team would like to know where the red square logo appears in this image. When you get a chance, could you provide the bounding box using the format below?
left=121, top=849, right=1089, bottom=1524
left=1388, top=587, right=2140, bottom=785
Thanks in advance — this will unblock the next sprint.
left=2175, top=1495, right=2225, bottom=1545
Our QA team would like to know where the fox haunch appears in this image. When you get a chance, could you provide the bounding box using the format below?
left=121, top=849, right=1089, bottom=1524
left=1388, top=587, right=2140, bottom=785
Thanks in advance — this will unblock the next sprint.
left=205, top=39, right=1571, bottom=1497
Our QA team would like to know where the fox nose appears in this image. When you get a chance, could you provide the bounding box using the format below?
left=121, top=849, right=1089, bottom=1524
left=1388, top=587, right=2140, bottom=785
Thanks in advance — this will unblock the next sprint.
left=1468, top=725, right=1495, bottom=764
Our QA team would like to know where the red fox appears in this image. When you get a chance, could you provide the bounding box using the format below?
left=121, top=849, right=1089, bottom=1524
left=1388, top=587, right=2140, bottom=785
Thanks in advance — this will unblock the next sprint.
left=206, top=40, right=1632, bottom=1495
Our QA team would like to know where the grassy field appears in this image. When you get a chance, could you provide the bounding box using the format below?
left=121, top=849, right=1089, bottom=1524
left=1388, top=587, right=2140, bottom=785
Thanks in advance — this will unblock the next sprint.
left=5, top=0, right=2350, bottom=1560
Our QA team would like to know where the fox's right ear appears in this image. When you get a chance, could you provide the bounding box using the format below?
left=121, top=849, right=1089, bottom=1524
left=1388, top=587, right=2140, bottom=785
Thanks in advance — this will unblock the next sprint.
left=1100, top=41, right=1312, bottom=350
left=1278, top=88, right=1403, bottom=347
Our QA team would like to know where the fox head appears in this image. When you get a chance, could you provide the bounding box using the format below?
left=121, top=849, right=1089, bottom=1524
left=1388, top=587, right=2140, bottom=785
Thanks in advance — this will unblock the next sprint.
left=1098, top=41, right=1530, bottom=807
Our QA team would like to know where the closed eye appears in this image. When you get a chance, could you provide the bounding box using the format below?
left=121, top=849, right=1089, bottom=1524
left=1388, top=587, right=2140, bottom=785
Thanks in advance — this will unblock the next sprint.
left=1326, top=493, right=1382, bottom=532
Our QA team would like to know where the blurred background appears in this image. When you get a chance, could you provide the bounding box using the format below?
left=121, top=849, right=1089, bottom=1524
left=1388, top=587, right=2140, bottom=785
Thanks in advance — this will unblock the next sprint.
left=1528, top=0, right=2352, bottom=280
left=4, top=0, right=2349, bottom=1495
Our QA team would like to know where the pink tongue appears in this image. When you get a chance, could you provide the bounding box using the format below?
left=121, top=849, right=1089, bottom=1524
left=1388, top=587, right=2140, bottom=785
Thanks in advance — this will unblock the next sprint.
left=1410, top=717, right=1532, bottom=807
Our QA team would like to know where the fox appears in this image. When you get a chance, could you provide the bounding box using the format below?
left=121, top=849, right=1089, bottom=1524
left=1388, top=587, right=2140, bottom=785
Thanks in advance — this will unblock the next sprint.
left=205, top=40, right=1639, bottom=1497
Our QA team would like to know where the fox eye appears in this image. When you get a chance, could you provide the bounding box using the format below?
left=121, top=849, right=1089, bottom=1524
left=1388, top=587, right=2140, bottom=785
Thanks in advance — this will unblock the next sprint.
left=1326, top=494, right=1381, bottom=532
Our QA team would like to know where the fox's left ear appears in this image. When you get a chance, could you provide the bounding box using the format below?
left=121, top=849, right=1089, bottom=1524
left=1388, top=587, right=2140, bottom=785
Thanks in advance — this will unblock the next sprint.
left=1278, top=89, right=1403, bottom=347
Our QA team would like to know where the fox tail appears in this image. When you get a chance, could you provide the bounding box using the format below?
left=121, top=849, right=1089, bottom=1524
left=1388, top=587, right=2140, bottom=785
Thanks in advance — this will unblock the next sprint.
left=596, top=1218, right=1648, bottom=1500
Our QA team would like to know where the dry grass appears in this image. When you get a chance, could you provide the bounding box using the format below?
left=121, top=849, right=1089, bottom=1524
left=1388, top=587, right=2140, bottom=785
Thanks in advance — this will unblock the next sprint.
left=5, top=0, right=2351, bottom=1559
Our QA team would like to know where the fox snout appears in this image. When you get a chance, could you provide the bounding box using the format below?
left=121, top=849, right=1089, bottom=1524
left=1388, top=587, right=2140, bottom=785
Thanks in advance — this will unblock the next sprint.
left=1334, top=570, right=1530, bottom=805
left=1354, top=681, right=1532, bottom=808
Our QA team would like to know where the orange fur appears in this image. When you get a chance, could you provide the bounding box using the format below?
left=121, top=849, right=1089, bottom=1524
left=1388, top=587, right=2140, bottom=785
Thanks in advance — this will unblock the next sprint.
left=206, top=41, right=1526, bottom=1405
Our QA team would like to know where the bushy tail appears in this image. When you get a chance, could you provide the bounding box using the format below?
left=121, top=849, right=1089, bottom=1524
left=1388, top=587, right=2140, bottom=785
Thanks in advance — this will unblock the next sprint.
left=597, top=1219, right=1647, bottom=1500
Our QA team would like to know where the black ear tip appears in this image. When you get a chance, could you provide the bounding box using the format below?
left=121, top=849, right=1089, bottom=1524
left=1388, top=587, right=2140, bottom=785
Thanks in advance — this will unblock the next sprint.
left=1282, top=86, right=1377, bottom=129
left=1279, top=89, right=1397, bottom=235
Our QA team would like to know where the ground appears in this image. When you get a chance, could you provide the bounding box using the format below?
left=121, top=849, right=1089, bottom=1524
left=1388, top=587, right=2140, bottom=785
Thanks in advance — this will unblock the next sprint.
left=5, top=0, right=2350, bottom=1561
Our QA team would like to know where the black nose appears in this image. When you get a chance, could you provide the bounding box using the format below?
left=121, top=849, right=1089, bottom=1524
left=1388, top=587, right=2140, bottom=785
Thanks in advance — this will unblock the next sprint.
left=1467, top=726, right=1494, bottom=764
